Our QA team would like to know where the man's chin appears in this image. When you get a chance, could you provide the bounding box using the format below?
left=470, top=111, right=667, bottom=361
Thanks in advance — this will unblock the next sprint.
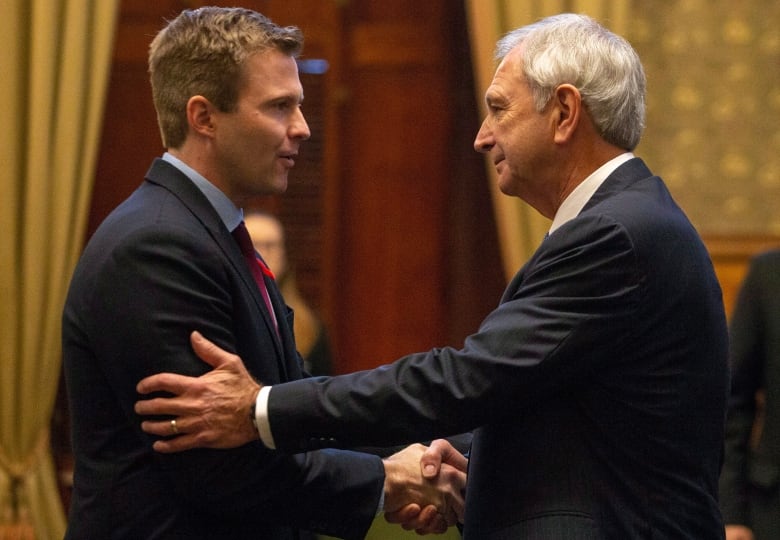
left=497, top=180, right=517, bottom=197
left=261, top=176, right=288, bottom=196
left=274, top=174, right=289, bottom=193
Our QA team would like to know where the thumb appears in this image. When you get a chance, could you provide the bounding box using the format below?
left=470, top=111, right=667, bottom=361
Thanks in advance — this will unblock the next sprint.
left=420, top=445, right=443, bottom=479
left=190, top=331, right=233, bottom=369
left=421, top=439, right=468, bottom=478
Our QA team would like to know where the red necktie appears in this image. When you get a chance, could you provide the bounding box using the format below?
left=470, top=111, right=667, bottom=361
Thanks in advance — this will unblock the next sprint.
left=232, top=221, right=279, bottom=335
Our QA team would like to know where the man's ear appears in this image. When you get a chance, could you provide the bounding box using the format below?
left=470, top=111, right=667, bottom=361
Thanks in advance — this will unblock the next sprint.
left=186, top=95, right=216, bottom=138
left=552, top=84, right=581, bottom=144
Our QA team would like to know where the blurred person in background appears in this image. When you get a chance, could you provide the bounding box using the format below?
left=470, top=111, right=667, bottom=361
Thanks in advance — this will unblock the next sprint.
left=245, top=211, right=332, bottom=376
left=720, top=249, right=780, bottom=540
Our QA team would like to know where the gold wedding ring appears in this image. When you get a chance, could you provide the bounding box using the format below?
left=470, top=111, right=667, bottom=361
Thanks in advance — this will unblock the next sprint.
left=170, top=418, right=179, bottom=435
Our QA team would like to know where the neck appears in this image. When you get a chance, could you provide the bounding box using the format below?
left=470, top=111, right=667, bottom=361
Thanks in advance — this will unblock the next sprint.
left=548, top=138, right=625, bottom=215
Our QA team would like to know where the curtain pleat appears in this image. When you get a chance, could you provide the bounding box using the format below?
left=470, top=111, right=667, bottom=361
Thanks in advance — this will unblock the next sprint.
left=0, top=1, right=119, bottom=537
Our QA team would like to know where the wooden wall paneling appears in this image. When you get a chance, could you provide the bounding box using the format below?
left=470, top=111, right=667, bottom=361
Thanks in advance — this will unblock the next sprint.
left=332, top=0, right=452, bottom=371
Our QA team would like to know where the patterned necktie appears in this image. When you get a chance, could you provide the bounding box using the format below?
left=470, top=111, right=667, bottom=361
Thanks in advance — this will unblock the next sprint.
left=231, top=221, right=279, bottom=335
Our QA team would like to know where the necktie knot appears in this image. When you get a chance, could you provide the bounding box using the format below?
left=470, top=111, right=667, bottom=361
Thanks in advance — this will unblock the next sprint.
left=232, top=221, right=255, bottom=257
left=232, top=222, right=275, bottom=279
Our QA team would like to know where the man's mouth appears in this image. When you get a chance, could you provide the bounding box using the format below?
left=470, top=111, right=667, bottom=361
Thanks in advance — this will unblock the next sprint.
left=279, top=153, right=297, bottom=167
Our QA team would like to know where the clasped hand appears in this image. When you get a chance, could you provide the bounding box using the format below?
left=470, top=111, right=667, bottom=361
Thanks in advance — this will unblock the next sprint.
left=134, top=331, right=468, bottom=533
left=383, top=440, right=468, bottom=533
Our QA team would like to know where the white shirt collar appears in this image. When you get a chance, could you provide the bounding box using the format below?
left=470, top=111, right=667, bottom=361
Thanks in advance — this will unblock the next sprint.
left=548, top=152, right=634, bottom=235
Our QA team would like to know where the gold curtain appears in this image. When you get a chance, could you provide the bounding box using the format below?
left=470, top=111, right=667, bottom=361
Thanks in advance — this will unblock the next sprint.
left=0, top=1, right=119, bottom=537
left=464, top=0, right=630, bottom=280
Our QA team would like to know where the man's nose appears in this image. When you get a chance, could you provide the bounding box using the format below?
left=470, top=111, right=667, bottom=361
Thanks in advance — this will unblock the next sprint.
left=474, top=120, right=493, bottom=153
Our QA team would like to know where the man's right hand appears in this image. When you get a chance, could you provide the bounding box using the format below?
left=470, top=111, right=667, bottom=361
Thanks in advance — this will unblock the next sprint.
left=419, top=438, right=469, bottom=479
left=382, top=443, right=466, bottom=534
left=135, top=331, right=261, bottom=452
left=383, top=440, right=468, bottom=534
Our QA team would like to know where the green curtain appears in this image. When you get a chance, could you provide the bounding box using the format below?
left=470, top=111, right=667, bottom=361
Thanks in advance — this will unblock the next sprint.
left=464, top=0, right=631, bottom=279
left=0, top=1, right=119, bottom=537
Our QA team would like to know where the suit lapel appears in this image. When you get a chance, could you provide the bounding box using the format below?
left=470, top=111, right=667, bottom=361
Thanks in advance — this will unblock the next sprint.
left=143, top=158, right=289, bottom=372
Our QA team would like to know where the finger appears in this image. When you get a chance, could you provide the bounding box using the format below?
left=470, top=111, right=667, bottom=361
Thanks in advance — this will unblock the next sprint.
left=419, top=518, right=447, bottom=535
left=384, top=503, right=421, bottom=524
left=139, top=416, right=209, bottom=438
left=413, top=506, right=447, bottom=535
left=396, top=505, right=446, bottom=533
left=151, top=434, right=201, bottom=453
left=420, top=446, right=443, bottom=478
left=136, top=372, right=196, bottom=395
left=439, top=464, right=466, bottom=521
left=433, top=438, right=468, bottom=472
left=191, top=330, right=236, bottom=369
left=421, top=439, right=468, bottom=478
left=140, top=418, right=187, bottom=437
left=135, top=394, right=194, bottom=416
left=442, top=495, right=461, bottom=526
left=412, top=505, right=441, bottom=531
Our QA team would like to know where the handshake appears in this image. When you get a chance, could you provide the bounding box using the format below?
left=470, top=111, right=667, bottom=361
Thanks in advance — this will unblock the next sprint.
left=380, top=439, right=467, bottom=534
left=135, top=332, right=468, bottom=535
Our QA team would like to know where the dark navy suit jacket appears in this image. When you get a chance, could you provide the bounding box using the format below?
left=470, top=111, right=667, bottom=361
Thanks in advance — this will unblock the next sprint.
left=266, top=158, right=730, bottom=539
left=63, top=159, right=383, bottom=540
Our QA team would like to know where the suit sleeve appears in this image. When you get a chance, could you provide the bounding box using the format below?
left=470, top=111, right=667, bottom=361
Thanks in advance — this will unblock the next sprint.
left=267, top=216, right=643, bottom=451
left=81, top=223, right=382, bottom=539
left=719, top=256, right=766, bottom=525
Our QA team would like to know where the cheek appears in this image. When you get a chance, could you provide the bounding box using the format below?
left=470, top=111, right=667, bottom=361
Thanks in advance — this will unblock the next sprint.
left=506, top=124, right=541, bottom=160
left=239, top=133, right=277, bottom=168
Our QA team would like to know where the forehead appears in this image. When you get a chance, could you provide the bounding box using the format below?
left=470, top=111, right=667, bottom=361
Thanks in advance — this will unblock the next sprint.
left=239, top=49, right=303, bottom=97
left=486, top=45, right=526, bottom=100
left=495, top=45, right=526, bottom=84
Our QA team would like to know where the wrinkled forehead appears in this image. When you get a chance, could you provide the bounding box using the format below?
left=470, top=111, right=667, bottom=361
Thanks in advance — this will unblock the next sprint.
left=500, top=43, right=526, bottom=74
left=488, top=45, right=528, bottom=93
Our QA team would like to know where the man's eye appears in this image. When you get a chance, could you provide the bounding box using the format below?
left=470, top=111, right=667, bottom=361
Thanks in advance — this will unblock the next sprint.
left=486, top=100, right=501, bottom=112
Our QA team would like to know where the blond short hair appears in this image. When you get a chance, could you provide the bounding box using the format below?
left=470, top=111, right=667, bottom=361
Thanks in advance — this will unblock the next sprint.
left=149, top=7, right=303, bottom=149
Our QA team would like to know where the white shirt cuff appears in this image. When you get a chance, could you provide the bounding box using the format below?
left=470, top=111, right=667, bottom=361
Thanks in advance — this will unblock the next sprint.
left=255, top=385, right=276, bottom=449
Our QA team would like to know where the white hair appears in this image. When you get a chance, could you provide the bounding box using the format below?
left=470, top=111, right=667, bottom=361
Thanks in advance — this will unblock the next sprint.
left=496, top=13, right=646, bottom=151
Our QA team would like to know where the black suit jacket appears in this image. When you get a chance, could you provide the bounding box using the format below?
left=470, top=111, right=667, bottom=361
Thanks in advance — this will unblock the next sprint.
left=265, top=158, right=730, bottom=539
left=719, top=249, right=780, bottom=539
left=63, top=159, right=383, bottom=540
